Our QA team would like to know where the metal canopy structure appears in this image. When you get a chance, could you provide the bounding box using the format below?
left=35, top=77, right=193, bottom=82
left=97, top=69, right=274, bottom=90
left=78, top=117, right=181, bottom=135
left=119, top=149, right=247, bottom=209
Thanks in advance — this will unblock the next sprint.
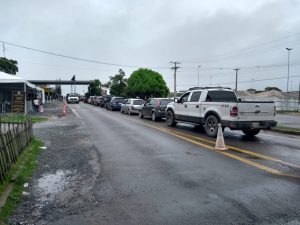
left=28, top=80, right=92, bottom=85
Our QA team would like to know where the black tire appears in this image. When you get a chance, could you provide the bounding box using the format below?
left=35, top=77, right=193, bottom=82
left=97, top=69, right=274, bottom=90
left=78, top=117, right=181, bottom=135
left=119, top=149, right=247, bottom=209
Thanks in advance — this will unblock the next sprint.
left=139, top=110, right=144, bottom=119
left=204, top=115, right=219, bottom=138
left=166, top=110, right=176, bottom=127
left=152, top=112, right=157, bottom=122
left=242, top=128, right=260, bottom=137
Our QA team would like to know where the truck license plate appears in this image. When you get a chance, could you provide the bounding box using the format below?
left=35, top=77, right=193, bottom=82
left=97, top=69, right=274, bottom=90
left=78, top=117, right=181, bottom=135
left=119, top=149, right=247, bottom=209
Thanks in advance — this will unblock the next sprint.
left=252, top=122, right=260, bottom=128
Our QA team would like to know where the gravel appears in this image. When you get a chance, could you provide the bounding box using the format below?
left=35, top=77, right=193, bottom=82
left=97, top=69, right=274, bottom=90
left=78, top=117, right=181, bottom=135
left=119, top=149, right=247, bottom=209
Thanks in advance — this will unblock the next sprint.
left=9, top=102, right=102, bottom=225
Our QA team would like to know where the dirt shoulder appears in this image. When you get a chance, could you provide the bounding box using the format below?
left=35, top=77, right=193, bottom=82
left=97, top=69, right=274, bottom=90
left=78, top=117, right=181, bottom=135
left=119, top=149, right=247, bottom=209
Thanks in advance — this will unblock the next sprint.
left=9, top=102, right=102, bottom=225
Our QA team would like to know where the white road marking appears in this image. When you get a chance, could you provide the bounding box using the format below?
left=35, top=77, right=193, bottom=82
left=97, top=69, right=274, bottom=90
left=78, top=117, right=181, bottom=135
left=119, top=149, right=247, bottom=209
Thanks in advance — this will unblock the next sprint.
left=70, top=108, right=81, bottom=118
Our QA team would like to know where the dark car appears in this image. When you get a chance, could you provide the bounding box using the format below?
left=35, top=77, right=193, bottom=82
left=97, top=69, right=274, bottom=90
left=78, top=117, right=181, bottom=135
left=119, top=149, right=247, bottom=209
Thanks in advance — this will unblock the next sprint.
left=106, top=97, right=125, bottom=111
left=139, top=98, right=173, bottom=121
left=100, top=95, right=113, bottom=108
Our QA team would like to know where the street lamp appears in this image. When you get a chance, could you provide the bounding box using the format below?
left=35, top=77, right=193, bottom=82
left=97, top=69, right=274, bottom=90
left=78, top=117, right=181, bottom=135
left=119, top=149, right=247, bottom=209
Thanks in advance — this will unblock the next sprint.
left=197, top=65, right=201, bottom=87
left=286, top=48, right=292, bottom=92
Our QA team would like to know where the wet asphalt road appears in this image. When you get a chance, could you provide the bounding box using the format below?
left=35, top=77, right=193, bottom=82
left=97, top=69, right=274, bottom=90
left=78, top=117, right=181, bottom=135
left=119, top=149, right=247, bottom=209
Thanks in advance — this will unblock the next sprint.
left=65, top=103, right=300, bottom=225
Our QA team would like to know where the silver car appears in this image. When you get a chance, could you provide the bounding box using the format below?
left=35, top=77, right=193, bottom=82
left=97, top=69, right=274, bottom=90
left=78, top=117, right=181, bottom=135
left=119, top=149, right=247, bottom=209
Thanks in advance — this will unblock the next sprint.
left=121, top=99, right=145, bottom=115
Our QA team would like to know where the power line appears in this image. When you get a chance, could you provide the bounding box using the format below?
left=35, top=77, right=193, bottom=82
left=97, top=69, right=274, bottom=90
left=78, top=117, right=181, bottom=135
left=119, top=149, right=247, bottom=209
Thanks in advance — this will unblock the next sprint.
left=181, top=32, right=300, bottom=63
left=0, top=40, right=171, bottom=69
left=172, top=75, right=300, bottom=87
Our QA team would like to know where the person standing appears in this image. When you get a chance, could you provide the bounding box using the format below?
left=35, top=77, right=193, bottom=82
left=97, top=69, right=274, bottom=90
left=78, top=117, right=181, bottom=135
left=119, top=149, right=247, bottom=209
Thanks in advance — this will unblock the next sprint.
left=33, top=97, right=39, bottom=113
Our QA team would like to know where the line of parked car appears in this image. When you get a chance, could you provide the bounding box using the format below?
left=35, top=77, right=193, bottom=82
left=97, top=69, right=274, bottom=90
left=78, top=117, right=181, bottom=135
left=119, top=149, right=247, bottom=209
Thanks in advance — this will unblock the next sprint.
left=84, top=86, right=277, bottom=138
left=85, top=95, right=173, bottom=121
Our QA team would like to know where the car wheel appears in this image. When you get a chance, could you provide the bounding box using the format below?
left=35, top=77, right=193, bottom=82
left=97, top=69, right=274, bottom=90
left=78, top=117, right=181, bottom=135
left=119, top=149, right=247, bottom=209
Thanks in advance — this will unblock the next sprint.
left=139, top=111, right=144, bottom=119
left=166, top=110, right=176, bottom=127
left=152, top=112, right=158, bottom=122
left=242, top=128, right=260, bottom=137
left=204, top=115, right=219, bottom=138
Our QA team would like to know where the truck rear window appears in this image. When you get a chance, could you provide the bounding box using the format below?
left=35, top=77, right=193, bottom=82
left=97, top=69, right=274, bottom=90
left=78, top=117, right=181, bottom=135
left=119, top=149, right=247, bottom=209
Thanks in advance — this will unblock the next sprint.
left=206, top=91, right=237, bottom=102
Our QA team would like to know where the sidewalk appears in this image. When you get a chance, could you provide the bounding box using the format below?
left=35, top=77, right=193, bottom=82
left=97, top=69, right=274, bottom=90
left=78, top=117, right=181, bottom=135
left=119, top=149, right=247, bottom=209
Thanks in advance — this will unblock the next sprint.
left=272, top=113, right=300, bottom=135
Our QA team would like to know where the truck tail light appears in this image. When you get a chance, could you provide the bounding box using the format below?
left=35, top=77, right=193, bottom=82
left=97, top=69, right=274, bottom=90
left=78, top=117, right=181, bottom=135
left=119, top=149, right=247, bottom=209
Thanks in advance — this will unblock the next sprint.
left=230, top=106, right=238, bottom=117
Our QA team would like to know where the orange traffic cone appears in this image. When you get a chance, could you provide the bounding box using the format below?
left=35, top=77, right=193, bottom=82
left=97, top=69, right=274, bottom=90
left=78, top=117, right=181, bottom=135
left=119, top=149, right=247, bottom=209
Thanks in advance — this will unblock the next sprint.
left=62, top=105, right=67, bottom=116
left=215, top=123, right=227, bottom=151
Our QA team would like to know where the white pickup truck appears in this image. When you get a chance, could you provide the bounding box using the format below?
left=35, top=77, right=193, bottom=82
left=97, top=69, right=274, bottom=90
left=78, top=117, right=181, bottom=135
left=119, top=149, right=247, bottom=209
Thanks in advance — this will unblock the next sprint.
left=166, top=87, right=277, bottom=137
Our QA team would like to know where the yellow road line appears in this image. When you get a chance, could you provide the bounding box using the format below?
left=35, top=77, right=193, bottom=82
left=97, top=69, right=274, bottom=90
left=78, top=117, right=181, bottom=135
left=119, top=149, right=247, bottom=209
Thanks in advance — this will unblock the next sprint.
left=129, top=119, right=300, bottom=179
left=164, top=128, right=300, bottom=169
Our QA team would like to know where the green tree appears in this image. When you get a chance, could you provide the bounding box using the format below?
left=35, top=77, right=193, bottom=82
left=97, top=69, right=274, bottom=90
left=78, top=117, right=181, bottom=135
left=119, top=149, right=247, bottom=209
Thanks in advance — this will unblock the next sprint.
left=0, top=57, right=19, bottom=75
left=127, top=68, right=169, bottom=99
left=109, top=69, right=127, bottom=96
left=86, top=79, right=101, bottom=97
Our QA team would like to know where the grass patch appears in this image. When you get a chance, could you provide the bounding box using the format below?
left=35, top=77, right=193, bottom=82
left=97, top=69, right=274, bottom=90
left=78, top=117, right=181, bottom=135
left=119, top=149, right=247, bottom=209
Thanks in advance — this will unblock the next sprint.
left=275, top=126, right=300, bottom=132
left=31, top=117, right=48, bottom=124
left=276, top=110, right=300, bottom=114
left=0, top=137, right=43, bottom=224
left=0, top=114, right=48, bottom=124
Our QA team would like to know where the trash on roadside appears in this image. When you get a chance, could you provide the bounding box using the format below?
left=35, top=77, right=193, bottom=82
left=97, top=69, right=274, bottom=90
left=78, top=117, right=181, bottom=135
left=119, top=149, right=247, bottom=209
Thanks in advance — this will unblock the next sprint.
left=22, top=191, right=30, bottom=196
left=23, top=183, right=29, bottom=188
left=39, top=146, right=47, bottom=150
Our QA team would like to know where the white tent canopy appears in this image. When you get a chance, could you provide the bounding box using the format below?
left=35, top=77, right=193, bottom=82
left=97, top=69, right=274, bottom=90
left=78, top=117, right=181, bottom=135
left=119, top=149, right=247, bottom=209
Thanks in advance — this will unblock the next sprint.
left=0, top=71, right=36, bottom=88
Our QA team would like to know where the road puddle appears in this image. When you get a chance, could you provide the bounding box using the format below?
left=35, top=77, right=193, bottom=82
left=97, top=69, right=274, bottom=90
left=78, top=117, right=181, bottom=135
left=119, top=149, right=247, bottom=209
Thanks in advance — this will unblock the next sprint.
left=37, top=170, right=71, bottom=202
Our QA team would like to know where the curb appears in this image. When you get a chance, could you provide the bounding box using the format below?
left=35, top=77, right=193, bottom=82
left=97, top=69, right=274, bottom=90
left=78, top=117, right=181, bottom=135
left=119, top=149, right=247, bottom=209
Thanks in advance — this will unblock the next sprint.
left=270, top=127, right=300, bottom=136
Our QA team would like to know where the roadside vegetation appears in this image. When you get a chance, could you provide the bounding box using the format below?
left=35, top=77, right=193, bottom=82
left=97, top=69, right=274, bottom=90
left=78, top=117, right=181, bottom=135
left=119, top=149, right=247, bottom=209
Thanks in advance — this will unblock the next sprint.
left=0, top=137, right=43, bottom=224
left=85, top=68, right=170, bottom=99
left=0, top=114, right=48, bottom=124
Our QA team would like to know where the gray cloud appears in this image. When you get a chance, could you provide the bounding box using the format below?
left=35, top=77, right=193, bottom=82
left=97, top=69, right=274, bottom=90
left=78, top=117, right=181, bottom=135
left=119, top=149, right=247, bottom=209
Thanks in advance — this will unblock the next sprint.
left=0, top=0, right=299, bottom=94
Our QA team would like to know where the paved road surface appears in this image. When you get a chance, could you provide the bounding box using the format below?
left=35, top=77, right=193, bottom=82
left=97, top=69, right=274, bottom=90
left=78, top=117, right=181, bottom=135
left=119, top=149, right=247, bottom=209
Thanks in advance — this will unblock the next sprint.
left=59, top=103, right=300, bottom=225
left=276, top=113, right=300, bottom=129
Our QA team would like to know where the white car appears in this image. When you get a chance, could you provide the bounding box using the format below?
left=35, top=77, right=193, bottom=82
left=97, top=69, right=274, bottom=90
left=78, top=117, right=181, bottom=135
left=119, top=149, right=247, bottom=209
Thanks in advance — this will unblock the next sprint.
left=67, top=94, right=79, bottom=104
left=166, top=87, right=277, bottom=137
left=121, top=98, right=145, bottom=115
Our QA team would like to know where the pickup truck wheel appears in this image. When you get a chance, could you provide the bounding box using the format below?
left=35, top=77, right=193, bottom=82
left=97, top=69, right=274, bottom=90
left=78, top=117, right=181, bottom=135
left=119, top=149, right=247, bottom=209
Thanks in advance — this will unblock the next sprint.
left=204, top=115, right=219, bottom=138
left=139, top=111, right=144, bottom=119
left=166, top=111, right=176, bottom=127
left=242, top=128, right=260, bottom=136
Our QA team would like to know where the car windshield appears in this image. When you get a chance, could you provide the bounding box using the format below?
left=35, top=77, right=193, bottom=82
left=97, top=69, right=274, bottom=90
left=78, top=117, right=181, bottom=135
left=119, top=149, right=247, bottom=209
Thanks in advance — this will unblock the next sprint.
left=113, top=98, right=124, bottom=103
left=159, top=99, right=173, bottom=105
left=69, top=94, right=77, bottom=97
left=133, top=100, right=145, bottom=105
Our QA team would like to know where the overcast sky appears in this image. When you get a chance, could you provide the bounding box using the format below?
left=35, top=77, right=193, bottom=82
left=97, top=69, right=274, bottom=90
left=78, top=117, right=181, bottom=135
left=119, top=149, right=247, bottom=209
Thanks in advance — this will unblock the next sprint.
left=1, top=0, right=300, bottom=94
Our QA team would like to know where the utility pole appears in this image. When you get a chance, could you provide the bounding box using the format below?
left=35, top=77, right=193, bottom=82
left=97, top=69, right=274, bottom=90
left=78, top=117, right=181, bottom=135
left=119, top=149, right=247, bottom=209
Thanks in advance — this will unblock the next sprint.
left=286, top=48, right=292, bottom=92
left=234, top=68, right=240, bottom=92
left=170, top=61, right=180, bottom=98
left=2, top=42, right=5, bottom=57
left=197, top=65, right=201, bottom=87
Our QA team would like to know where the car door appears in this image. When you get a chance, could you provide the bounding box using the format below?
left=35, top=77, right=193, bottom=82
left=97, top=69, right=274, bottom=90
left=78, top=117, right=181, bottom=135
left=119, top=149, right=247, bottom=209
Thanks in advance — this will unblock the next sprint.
left=142, top=99, right=151, bottom=116
left=174, top=92, right=191, bottom=121
left=186, top=91, right=202, bottom=123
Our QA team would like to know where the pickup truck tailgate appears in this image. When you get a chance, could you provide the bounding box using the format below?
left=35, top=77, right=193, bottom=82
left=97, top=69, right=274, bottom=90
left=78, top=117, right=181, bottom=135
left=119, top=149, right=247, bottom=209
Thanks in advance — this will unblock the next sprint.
left=237, top=102, right=275, bottom=121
